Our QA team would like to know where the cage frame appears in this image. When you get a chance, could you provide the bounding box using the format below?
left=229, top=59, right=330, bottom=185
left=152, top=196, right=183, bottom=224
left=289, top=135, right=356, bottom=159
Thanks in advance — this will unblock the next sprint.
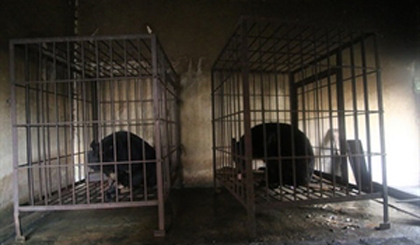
left=211, top=16, right=390, bottom=237
left=10, top=33, right=181, bottom=240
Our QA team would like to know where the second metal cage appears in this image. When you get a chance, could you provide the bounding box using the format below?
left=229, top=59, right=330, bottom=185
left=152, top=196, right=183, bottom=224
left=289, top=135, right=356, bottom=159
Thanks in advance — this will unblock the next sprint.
left=212, top=17, right=389, bottom=236
left=10, top=34, right=181, bottom=239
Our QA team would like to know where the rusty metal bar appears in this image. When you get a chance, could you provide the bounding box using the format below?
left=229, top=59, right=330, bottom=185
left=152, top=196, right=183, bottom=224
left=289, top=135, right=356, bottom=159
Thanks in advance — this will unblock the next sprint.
left=360, top=36, right=373, bottom=194
left=24, top=44, right=35, bottom=206
left=241, top=19, right=256, bottom=239
left=348, top=33, right=362, bottom=194
left=40, top=44, right=50, bottom=205
left=373, top=34, right=390, bottom=230
left=19, top=200, right=159, bottom=212
left=53, top=42, right=64, bottom=205
left=10, top=41, right=25, bottom=242
left=152, top=35, right=166, bottom=237
left=336, top=33, right=349, bottom=190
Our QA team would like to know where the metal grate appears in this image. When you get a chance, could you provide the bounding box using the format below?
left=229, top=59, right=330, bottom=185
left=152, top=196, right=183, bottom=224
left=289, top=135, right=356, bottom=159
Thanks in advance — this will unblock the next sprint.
left=211, top=17, right=389, bottom=237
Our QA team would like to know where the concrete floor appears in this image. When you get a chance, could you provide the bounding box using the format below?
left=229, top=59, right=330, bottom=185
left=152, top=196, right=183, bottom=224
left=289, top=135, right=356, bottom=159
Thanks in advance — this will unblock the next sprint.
left=0, top=188, right=419, bottom=245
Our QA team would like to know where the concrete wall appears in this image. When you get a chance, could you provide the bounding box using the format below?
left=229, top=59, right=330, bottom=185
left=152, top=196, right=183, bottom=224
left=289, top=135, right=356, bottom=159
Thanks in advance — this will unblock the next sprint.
left=0, top=0, right=75, bottom=209
left=77, top=0, right=419, bottom=188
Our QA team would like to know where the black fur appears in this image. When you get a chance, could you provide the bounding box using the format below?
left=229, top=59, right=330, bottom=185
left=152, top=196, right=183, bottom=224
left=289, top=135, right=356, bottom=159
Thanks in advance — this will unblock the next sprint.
left=88, top=131, right=157, bottom=194
left=233, top=123, right=314, bottom=187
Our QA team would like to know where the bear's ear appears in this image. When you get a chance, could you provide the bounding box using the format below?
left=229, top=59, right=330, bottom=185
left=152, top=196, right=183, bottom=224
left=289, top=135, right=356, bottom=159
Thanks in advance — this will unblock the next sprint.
left=90, top=140, right=99, bottom=151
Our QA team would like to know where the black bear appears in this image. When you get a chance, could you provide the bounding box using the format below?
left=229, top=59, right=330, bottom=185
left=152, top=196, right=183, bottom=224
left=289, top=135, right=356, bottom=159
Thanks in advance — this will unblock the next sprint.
left=87, top=131, right=157, bottom=198
left=233, top=123, right=314, bottom=187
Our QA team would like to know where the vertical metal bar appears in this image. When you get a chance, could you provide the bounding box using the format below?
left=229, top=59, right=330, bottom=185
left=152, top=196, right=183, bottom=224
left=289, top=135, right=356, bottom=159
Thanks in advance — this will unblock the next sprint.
left=45, top=57, right=53, bottom=201
left=318, top=28, right=330, bottom=197
left=135, top=39, right=143, bottom=201
left=293, top=31, right=305, bottom=196
left=285, top=28, right=294, bottom=197
left=326, top=29, right=335, bottom=197
left=108, top=40, right=119, bottom=202
left=53, top=42, right=63, bottom=205
left=24, top=44, right=35, bottom=206
left=349, top=33, right=362, bottom=193
left=115, top=61, right=121, bottom=203
left=258, top=22, right=269, bottom=198
left=238, top=66, right=243, bottom=197
left=310, top=28, right=319, bottom=196
left=229, top=59, right=235, bottom=193
left=92, top=40, right=99, bottom=143
left=152, top=35, right=166, bottom=237
left=317, top=48, right=325, bottom=198
left=76, top=48, right=82, bottom=188
left=241, top=19, right=256, bottom=238
left=140, top=40, right=148, bottom=200
left=36, top=46, right=42, bottom=203
left=174, top=76, right=182, bottom=190
left=222, top=71, right=226, bottom=184
left=336, top=36, right=349, bottom=190
left=95, top=41, right=104, bottom=203
left=360, top=36, right=373, bottom=193
left=136, top=38, right=141, bottom=137
left=212, top=71, right=218, bottom=192
left=67, top=41, right=76, bottom=204
left=274, top=58, right=283, bottom=201
left=99, top=42, right=107, bottom=203
left=64, top=41, right=70, bottom=189
left=40, top=43, right=49, bottom=205
left=161, top=54, right=171, bottom=193
left=10, top=41, right=25, bottom=242
left=289, top=73, right=298, bottom=123
left=231, top=70, right=236, bottom=189
left=124, top=40, right=134, bottom=202
left=92, top=40, right=99, bottom=202
left=372, top=34, right=390, bottom=229
left=81, top=41, right=91, bottom=204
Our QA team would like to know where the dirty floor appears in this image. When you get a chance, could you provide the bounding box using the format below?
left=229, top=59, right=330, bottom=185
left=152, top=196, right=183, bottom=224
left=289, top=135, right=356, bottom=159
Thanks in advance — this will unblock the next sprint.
left=0, top=188, right=419, bottom=245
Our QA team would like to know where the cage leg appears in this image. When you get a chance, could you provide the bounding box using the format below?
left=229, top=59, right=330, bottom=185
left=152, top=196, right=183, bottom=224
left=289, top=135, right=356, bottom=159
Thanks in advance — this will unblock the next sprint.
left=377, top=222, right=391, bottom=230
left=14, top=209, right=25, bottom=242
left=377, top=188, right=391, bottom=230
left=213, top=175, right=221, bottom=195
left=154, top=229, right=165, bottom=237
left=247, top=207, right=256, bottom=239
left=154, top=159, right=166, bottom=237
left=154, top=201, right=166, bottom=237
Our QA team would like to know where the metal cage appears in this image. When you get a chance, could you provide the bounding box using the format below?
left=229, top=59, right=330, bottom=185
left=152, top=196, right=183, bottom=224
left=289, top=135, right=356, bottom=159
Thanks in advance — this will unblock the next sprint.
left=211, top=17, right=389, bottom=236
left=10, top=34, right=181, bottom=240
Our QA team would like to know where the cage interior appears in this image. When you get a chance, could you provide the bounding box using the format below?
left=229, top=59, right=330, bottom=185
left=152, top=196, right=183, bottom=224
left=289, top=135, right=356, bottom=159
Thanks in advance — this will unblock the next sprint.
left=212, top=18, right=385, bottom=208
left=11, top=35, right=180, bottom=208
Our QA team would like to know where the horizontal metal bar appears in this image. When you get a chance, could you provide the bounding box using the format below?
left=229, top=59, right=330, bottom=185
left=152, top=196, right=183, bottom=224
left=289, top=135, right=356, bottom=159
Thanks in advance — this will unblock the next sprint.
left=15, top=119, right=155, bottom=127
left=256, top=192, right=382, bottom=209
left=18, top=200, right=158, bottom=211
left=18, top=159, right=159, bottom=169
left=294, top=68, right=339, bottom=87
left=13, top=75, right=154, bottom=86
left=10, top=34, right=155, bottom=45
left=291, top=33, right=375, bottom=74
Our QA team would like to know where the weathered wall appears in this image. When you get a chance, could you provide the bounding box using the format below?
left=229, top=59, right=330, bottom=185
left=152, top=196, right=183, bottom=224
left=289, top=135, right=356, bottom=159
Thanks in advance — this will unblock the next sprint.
left=77, top=0, right=419, bottom=188
left=0, top=0, right=75, bottom=209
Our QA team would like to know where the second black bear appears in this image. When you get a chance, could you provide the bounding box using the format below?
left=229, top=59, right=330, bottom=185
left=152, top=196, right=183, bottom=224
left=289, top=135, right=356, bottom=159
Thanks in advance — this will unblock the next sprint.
left=233, top=123, right=314, bottom=187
